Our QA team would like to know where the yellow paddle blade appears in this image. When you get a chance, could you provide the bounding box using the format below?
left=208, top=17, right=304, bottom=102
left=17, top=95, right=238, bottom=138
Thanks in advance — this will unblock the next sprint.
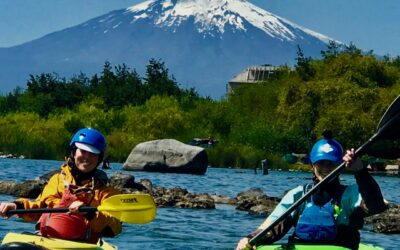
left=98, top=194, right=157, bottom=224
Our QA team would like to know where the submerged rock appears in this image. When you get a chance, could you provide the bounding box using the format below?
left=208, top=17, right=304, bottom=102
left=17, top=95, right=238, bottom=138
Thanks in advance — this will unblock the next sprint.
left=0, top=180, right=44, bottom=198
left=235, top=188, right=280, bottom=215
left=366, top=203, right=400, bottom=234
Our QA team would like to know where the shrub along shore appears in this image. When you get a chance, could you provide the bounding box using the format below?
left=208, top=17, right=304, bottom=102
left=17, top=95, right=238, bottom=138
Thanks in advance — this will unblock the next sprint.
left=1, top=43, right=400, bottom=169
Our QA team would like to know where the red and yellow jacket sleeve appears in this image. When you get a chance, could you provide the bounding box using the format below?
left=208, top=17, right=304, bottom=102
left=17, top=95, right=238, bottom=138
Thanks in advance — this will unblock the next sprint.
left=15, top=172, right=62, bottom=222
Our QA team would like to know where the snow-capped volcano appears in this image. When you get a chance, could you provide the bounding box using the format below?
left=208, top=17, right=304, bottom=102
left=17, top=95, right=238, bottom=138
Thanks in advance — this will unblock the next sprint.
left=0, top=0, right=332, bottom=97
left=127, top=0, right=331, bottom=42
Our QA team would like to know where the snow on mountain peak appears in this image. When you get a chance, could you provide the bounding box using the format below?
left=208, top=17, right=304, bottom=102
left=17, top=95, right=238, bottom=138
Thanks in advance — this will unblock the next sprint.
left=127, top=0, right=331, bottom=42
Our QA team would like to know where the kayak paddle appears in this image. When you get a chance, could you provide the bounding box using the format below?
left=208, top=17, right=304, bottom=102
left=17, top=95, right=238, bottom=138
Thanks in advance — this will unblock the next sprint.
left=247, top=95, right=400, bottom=248
left=7, top=193, right=156, bottom=224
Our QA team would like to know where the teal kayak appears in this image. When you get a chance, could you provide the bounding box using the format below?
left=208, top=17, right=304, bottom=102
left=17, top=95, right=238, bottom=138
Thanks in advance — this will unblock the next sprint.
left=256, top=243, right=384, bottom=250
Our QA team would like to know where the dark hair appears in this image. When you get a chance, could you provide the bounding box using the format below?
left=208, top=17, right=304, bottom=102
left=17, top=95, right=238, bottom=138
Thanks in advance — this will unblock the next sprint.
left=322, top=129, right=333, bottom=140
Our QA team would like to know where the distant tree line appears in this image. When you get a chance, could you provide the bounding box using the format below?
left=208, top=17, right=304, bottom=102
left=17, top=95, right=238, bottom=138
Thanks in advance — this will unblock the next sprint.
left=0, top=59, right=200, bottom=117
left=1, top=42, right=400, bottom=169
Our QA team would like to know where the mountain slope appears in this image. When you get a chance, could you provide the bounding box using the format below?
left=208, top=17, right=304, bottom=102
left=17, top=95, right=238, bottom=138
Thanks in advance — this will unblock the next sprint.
left=0, top=0, right=332, bottom=98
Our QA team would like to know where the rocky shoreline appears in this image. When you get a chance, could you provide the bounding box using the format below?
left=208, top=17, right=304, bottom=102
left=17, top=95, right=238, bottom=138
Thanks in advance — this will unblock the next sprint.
left=0, top=172, right=398, bottom=234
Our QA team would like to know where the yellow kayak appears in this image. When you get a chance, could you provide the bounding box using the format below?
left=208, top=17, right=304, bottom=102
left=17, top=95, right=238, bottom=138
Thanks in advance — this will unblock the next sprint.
left=1, top=232, right=117, bottom=250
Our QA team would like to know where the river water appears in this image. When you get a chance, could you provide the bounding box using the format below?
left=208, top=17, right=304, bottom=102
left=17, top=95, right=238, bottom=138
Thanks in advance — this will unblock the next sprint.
left=0, top=159, right=398, bottom=249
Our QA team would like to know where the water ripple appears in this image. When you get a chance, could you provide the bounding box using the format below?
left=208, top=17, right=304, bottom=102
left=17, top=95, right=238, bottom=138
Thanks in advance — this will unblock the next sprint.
left=0, top=159, right=398, bottom=249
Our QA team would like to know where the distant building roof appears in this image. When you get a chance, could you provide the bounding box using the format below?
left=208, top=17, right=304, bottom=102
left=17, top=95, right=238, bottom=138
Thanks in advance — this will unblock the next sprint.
left=229, top=65, right=278, bottom=83
left=385, top=164, right=399, bottom=170
left=227, top=65, right=279, bottom=94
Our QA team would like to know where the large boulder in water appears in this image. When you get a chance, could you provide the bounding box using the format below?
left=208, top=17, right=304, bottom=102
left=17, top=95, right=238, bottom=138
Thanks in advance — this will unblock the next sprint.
left=123, top=139, right=208, bottom=175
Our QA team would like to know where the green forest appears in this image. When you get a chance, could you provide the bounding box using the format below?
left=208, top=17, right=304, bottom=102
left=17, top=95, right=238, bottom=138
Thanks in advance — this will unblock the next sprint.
left=1, top=42, right=400, bottom=169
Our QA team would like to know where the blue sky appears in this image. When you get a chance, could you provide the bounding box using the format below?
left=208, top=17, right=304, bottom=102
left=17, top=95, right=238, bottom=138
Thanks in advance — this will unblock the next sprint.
left=0, top=0, right=399, bottom=56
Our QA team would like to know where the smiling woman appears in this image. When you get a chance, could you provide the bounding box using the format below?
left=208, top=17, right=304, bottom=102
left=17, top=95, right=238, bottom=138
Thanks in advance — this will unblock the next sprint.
left=0, top=127, right=122, bottom=244
left=70, top=128, right=106, bottom=173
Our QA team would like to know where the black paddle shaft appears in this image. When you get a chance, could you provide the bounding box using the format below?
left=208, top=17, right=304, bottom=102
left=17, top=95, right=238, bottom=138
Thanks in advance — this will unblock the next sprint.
left=249, top=108, right=400, bottom=246
left=7, top=206, right=97, bottom=215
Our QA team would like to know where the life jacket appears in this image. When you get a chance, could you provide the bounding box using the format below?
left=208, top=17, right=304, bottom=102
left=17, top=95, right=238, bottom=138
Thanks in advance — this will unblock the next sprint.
left=39, top=174, right=95, bottom=241
left=294, top=183, right=345, bottom=242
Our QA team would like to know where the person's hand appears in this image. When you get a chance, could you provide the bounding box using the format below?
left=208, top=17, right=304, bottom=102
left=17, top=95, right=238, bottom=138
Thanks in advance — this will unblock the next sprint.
left=236, top=237, right=255, bottom=250
left=0, top=202, right=17, bottom=218
left=343, top=148, right=364, bottom=172
left=68, top=200, right=85, bottom=214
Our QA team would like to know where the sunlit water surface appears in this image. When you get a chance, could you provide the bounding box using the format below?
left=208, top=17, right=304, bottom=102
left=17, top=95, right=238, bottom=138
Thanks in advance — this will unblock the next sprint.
left=0, top=159, right=398, bottom=249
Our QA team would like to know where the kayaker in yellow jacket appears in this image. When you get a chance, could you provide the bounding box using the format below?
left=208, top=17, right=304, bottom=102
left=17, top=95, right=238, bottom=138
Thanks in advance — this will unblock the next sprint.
left=236, top=131, right=387, bottom=250
left=0, top=128, right=122, bottom=243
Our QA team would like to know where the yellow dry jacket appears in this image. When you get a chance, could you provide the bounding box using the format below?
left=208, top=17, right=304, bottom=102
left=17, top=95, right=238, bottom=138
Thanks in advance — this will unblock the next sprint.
left=15, top=164, right=122, bottom=238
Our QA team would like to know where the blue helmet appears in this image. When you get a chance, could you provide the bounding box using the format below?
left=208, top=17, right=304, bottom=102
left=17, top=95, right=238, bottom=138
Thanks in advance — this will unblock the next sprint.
left=310, top=137, right=343, bottom=166
left=69, top=128, right=106, bottom=155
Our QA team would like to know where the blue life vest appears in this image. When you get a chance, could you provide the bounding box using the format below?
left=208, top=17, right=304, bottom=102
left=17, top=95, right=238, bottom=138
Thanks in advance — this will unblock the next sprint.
left=294, top=184, right=344, bottom=242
